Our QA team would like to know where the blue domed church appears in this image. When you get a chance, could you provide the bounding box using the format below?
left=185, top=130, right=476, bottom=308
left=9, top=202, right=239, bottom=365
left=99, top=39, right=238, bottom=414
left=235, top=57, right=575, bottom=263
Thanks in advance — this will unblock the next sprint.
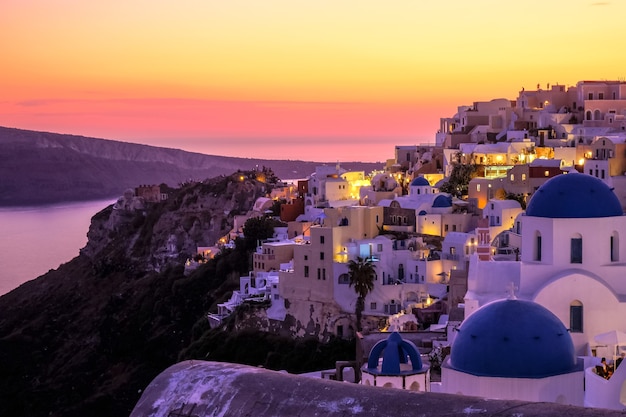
left=442, top=297, right=584, bottom=405
left=462, top=172, right=626, bottom=409
left=465, top=173, right=626, bottom=356
left=361, top=332, right=430, bottom=391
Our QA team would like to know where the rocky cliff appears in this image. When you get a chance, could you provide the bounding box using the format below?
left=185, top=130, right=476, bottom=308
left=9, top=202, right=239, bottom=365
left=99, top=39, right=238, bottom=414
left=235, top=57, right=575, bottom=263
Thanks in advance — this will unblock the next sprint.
left=0, top=172, right=353, bottom=417
left=81, top=173, right=269, bottom=272
left=0, top=173, right=269, bottom=417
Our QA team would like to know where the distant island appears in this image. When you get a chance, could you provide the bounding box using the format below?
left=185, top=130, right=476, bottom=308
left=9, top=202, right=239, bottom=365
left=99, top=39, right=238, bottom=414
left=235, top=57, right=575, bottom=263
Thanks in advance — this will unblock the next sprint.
left=0, top=126, right=381, bottom=206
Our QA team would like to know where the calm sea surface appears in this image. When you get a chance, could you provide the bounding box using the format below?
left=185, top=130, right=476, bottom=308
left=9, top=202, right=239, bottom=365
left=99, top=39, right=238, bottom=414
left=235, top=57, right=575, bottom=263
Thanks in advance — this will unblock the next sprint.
left=0, top=199, right=114, bottom=296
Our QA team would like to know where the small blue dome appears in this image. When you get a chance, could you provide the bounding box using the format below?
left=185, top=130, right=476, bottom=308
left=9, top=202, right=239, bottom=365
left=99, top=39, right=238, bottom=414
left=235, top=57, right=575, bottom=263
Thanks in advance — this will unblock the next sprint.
left=366, top=332, right=423, bottom=375
left=432, top=194, right=452, bottom=208
left=410, top=177, right=430, bottom=187
left=450, top=299, right=577, bottom=378
left=526, top=173, right=622, bottom=218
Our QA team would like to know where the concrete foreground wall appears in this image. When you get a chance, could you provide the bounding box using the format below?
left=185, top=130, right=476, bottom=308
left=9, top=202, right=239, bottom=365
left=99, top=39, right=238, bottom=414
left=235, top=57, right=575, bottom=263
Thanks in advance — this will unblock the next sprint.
left=130, top=361, right=624, bottom=417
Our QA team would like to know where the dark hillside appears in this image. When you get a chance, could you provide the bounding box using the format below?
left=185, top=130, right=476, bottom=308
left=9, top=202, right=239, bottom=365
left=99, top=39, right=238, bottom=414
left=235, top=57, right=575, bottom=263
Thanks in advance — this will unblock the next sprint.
left=0, top=172, right=354, bottom=417
left=0, top=126, right=381, bottom=206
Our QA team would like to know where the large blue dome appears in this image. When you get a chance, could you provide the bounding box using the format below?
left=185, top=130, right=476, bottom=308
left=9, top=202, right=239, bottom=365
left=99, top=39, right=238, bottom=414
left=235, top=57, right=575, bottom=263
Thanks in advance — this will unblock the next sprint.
left=526, top=173, right=622, bottom=218
left=410, top=177, right=430, bottom=187
left=450, top=299, right=577, bottom=378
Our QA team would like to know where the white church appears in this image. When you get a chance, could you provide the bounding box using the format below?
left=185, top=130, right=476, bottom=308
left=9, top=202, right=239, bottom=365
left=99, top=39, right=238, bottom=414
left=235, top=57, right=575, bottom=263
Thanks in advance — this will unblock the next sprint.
left=465, top=172, right=626, bottom=356
left=458, top=172, right=626, bottom=409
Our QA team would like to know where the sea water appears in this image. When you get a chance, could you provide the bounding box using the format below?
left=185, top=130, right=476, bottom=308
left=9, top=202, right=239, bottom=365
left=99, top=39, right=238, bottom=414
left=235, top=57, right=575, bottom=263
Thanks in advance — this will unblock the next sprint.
left=0, top=199, right=114, bottom=296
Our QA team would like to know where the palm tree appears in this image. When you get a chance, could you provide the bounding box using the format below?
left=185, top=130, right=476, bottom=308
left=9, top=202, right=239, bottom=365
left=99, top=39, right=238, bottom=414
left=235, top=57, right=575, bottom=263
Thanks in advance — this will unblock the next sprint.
left=348, top=256, right=376, bottom=332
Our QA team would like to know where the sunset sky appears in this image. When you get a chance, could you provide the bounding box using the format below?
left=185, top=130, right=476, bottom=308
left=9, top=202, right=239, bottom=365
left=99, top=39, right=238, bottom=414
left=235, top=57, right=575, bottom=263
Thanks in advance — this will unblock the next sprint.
left=2, top=0, right=626, bottom=162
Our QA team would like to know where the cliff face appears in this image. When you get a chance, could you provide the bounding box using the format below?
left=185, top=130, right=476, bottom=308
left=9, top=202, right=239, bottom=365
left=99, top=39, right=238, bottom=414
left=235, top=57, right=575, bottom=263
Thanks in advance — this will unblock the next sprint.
left=0, top=173, right=273, bottom=417
left=81, top=174, right=269, bottom=271
left=0, top=126, right=381, bottom=206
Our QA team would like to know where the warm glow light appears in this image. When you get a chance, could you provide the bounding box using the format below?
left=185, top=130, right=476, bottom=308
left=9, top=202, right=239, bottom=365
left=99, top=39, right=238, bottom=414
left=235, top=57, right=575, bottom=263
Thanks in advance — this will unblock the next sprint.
left=579, top=158, right=585, bottom=165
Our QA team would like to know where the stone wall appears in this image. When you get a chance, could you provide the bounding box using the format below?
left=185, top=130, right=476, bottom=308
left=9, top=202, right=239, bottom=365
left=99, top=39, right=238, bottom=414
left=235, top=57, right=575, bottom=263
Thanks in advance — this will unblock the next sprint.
left=130, top=361, right=625, bottom=417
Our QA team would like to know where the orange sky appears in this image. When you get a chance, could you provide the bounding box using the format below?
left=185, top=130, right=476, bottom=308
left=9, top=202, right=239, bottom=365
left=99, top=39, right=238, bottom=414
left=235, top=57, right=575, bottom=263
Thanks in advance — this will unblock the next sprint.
left=2, top=0, right=626, bottom=162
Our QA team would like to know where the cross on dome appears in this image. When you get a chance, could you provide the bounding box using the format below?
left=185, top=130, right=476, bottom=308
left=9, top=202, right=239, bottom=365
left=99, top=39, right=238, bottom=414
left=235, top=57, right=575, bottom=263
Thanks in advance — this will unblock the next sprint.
left=505, top=281, right=518, bottom=300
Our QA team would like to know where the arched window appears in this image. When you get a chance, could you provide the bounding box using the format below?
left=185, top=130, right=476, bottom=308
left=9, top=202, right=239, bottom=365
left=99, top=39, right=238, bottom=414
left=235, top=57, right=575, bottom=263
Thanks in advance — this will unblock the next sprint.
left=571, top=233, right=583, bottom=263
left=611, top=231, right=619, bottom=262
left=594, top=109, right=602, bottom=120
left=586, top=110, right=592, bottom=121
left=409, top=381, right=421, bottom=391
left=338, top=273, right=350, bottom=285
left=570, top=300, right=583, bottom=333
left=534, top=231, right=542, bottom=261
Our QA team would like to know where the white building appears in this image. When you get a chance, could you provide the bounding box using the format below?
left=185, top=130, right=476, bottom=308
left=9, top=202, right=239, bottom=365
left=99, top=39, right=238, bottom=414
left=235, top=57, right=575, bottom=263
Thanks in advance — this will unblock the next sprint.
left=481, top=198, right=522, bottom=239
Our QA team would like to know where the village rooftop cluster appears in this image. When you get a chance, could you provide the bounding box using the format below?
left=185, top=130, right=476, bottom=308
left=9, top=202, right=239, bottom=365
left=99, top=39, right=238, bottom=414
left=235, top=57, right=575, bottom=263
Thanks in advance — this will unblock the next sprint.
left=160, top=80, right=626, bottom=410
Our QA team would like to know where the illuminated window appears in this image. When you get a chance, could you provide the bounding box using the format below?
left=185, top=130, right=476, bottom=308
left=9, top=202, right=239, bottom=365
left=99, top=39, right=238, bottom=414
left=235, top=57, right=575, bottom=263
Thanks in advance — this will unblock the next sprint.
left=522, top=174, right=527, bottom=181
left=544, top=170, right=549, bottom=177
left=510, top=174, right=515, bottom=181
